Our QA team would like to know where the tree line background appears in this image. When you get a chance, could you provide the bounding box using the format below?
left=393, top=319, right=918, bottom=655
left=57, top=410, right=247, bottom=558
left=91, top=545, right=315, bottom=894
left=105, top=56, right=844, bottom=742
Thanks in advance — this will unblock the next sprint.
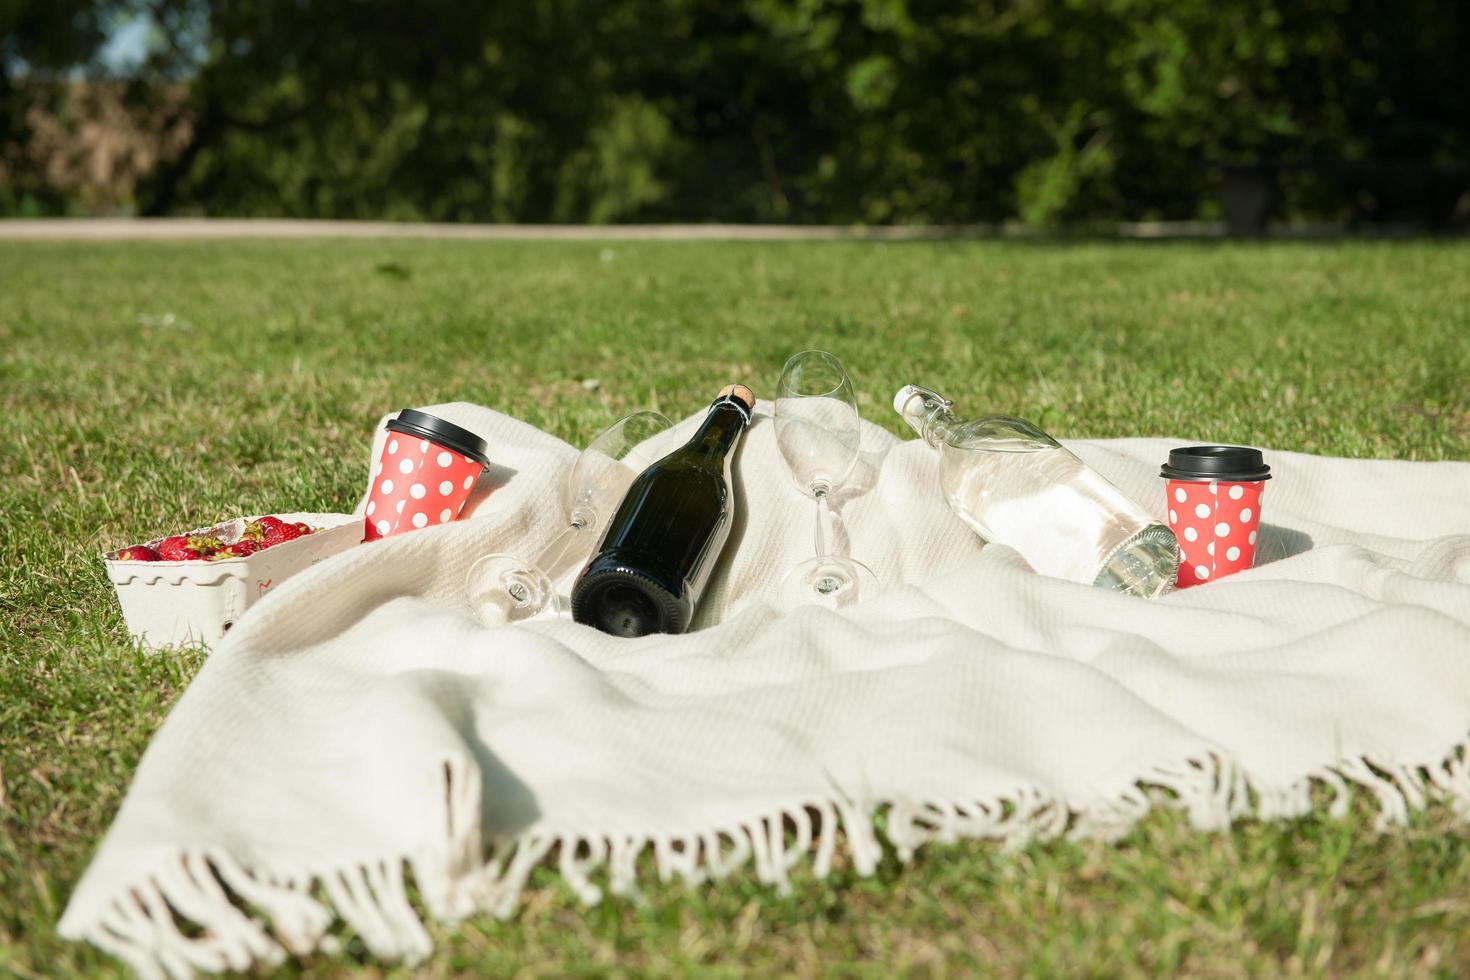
left=2, top=0, right=1467, bottom=225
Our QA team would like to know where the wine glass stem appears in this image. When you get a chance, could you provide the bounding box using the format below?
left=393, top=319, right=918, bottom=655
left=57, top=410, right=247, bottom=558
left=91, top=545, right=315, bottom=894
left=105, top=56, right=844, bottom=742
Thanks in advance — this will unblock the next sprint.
left=813, top=488, right=835, bottom=561
left=530, top=520, right=591, bottom=578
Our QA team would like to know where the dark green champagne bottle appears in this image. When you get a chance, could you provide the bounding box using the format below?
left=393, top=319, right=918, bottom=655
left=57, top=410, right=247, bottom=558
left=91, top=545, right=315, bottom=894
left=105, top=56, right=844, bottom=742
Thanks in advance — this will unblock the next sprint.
left=572, top=384, right=755, bottom=637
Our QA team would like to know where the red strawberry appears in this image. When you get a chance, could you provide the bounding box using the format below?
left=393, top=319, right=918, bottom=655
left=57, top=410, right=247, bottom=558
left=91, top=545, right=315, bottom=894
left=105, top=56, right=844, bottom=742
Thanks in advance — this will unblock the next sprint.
left=243, top=515, right=281, bottom=542
left=262, top=521, right=303, bottom=548
left=157, top=534, right=222, bottom=561
left=293, top=522, right=313, bottom=535
left=115, top=545, right=162, bottom=562
left=244, top=515, right=303, bottom=549
left=155, top=535, right=189, bottom=559
left=211, top=540, right=260, bottom=560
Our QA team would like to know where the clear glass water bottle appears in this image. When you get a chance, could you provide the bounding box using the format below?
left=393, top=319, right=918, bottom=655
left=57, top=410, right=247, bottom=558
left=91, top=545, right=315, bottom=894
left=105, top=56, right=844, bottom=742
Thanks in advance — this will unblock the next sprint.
left=894, top=384, right=1178, bottom=597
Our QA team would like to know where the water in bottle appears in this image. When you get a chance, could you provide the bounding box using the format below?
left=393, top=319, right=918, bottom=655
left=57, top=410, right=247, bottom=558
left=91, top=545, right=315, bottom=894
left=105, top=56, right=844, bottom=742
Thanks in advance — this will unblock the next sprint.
left=894, top=384, right=1178, bottom=597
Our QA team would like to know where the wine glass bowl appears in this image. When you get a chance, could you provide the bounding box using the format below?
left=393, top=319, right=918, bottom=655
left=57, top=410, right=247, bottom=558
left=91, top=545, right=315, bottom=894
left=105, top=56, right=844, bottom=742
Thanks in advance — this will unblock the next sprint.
left=466, top=411, right=673, bottom=626
left=775, top=350, right=861, bottom=496
left=561, top=410, right=671, bottom=527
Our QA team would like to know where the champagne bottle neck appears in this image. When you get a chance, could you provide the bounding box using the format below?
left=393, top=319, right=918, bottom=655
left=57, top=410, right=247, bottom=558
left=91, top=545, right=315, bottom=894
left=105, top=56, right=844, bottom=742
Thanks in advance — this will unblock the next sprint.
left=687, top=397, right=750, bottom=460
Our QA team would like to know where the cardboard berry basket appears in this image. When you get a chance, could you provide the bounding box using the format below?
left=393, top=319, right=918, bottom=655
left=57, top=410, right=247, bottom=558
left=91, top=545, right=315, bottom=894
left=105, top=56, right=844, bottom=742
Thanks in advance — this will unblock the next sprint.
left=104, top=512, right=361, bottom=650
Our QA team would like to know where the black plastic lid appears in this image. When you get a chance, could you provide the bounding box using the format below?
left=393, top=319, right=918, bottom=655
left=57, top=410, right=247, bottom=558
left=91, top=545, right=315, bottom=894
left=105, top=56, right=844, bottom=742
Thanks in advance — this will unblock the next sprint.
left=385, top=409, right=491, bottom=466
left=1160, top=445, right=1271, bottom=482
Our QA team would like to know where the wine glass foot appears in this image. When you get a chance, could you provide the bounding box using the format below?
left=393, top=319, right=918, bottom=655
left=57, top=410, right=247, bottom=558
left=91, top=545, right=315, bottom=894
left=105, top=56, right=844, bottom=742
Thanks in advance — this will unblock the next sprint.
left=778, top=556, right=879, bottom=612
left=466, top=554, right=555, bottom=626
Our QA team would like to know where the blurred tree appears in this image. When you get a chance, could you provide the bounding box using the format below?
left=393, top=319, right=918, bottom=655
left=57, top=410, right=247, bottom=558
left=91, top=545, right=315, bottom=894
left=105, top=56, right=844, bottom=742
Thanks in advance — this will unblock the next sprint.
left=2, top=0, right=130, bottom=213
left=4, top=0, right=1467, bottom=222
left=138, top=0, right=690, bottom=220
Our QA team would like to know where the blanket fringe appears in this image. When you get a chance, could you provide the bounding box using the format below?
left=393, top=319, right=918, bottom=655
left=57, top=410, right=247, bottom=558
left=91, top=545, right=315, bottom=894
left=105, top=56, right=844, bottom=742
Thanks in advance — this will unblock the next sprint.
left=63, top=739, right=1470, bottom=979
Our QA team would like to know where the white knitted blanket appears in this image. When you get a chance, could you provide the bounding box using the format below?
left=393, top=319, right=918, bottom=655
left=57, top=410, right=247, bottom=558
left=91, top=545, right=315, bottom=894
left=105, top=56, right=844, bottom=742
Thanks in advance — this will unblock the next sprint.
left=61, top=402, right=1470, bottom=978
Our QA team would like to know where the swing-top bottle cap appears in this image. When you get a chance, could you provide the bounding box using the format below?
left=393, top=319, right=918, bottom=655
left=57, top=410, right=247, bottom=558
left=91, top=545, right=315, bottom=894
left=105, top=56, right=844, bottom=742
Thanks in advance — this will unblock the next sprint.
left=717, top=384, right=755, bottom=412
left=893, top=384, right=953, bottom=415
left=893, top=384, right=952, bottom=435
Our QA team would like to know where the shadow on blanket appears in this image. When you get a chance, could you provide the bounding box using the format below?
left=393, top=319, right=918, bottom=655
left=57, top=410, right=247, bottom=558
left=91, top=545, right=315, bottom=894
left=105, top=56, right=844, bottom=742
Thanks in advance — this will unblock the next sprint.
left=1254, top=524, right=1314, bottom=566
left=472, top=741, right=542, bottom=838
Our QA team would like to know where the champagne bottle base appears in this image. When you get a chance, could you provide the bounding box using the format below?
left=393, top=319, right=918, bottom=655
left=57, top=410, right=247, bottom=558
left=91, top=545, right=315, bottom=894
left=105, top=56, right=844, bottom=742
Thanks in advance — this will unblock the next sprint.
left=572, top=565, right=690, bottom=637
left=1092, top=523, right=1180, bottom=599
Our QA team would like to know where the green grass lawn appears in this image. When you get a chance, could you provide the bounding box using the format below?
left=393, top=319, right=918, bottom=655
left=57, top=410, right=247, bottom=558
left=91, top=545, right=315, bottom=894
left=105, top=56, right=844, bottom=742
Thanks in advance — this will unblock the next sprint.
left=3, top=238, right=1470, bottom=977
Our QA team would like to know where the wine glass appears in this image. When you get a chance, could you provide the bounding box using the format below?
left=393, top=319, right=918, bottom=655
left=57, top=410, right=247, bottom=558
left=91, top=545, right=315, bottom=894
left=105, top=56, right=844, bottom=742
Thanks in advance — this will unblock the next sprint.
left=774, top=350, right=879, bottom=610
left=466, top=411, right=672, bottom=625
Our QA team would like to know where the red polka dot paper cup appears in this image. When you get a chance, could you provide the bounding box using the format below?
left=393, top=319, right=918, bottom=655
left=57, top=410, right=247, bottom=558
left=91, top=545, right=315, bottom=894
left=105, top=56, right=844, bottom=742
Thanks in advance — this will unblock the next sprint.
left=363, top=410, right=491, bottom=542
left=1160, top=446, right=1271, bottom=588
